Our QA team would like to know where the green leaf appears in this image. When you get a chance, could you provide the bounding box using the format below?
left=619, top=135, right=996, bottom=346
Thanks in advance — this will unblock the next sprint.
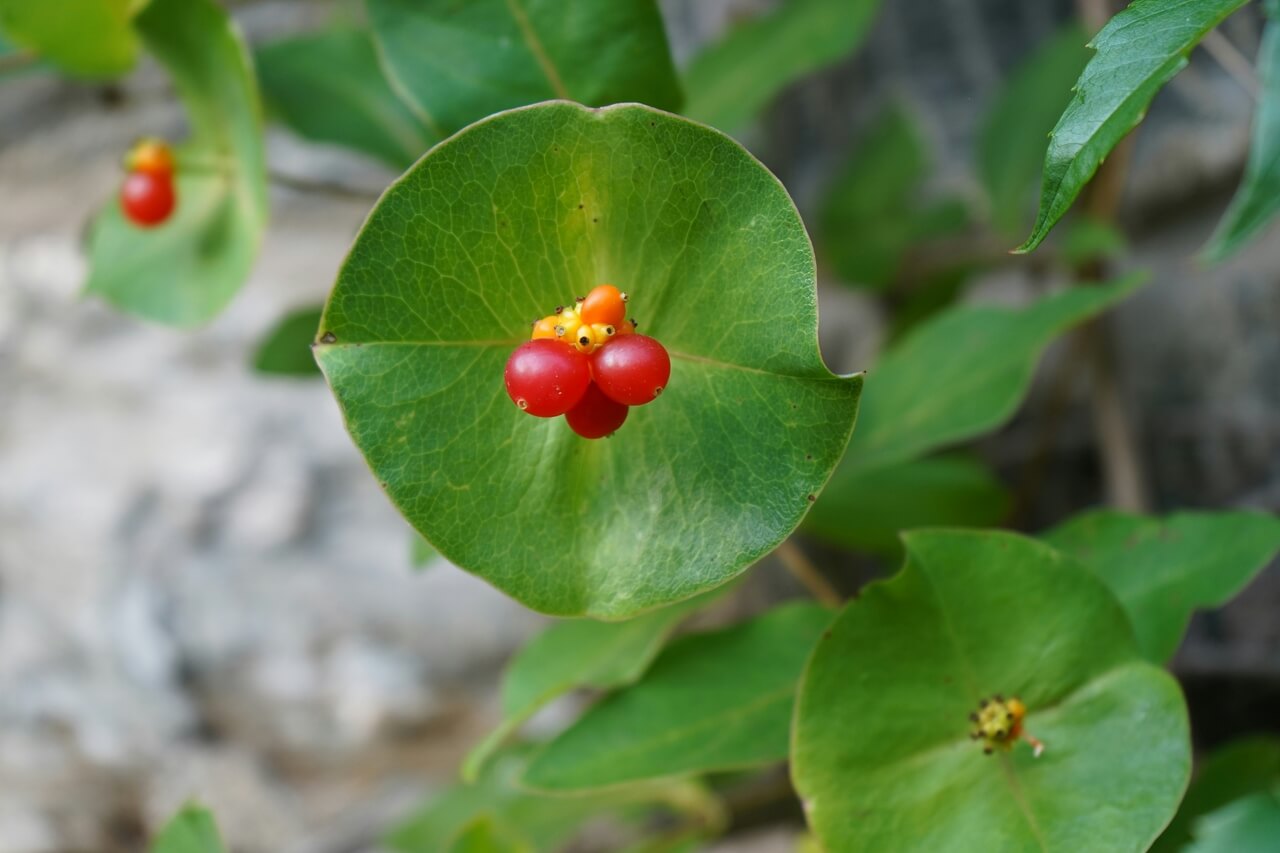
left=256, top=27, right=432, bottom=169
left=151, top=803, right=227, bottom=853
left=253, top=306, right=323, bottom=376
left=84, top=0, right=268, bottom=326
left=522, top=602, right=832, bottom=791
left=842, top=274, right=1145, bottom=474
left=411, top=532, right=436, bottom=567
left=0, top=0, right=138, bottom=78
left=1017, top=0, right=1251, bottom=253
left=977, top=24, right=1091, bottom=238
left=793, top=530, right=1191, bottom=853
left=683, top=0, right=882, bottom=131
left=1187, top=789, right=1280, bottom=853
left=463, top=588, right=719, bottom=782
left=804, top=453, right=1010, bottom=558
left=1043, top=509, right=1280, bottom=663
left=446, top=816, right=533, bottom=853
left=1204, top=17, right=1280, bottom=261
left=819, top=104, right=967, bottom=290
left=367, top=0, right=682, bottom=140
left=1059, top=216, right=1128, bottom=267
left=387, top=746, right=693, bottom=853
left=1154, top=737, right=1280, bottom=853
left=315, top=101, right=861, bottom=618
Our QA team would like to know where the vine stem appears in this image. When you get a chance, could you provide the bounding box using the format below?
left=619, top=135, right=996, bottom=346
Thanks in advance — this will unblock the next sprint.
left=1201, top=28, right=1260, bottom=100
left=775, top=539, right=842, bottom=608
left=1071, top=0, right=1150, bottom=513
left=0, top=49, right=38, bottom=74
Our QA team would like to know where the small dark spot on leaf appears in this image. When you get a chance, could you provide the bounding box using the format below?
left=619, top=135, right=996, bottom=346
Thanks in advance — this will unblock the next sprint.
left=592, top=217, right=598, bottom=223
left=805, top=454, right=813, bottom=461
left=806, top=494, right=816, bottom=502
left=577, top=203, right=584, bottom=209
left=319, top=331, right=337, bottom=344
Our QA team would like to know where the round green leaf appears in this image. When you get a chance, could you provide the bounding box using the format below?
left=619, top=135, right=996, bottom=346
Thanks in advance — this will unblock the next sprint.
left=84, top=0, right=268, bottom=326
left=315, top=101, right=860, bottom=618
left=793, top=530, right=1190, bottom=852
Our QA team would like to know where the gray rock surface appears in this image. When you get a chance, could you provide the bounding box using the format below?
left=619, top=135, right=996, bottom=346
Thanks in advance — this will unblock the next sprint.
left=1, top=0, right=1278, bottom=851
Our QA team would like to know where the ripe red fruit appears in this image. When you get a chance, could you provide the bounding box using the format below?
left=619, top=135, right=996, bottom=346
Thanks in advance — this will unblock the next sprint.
left=504, top=339, right=591, bottom=417
left=565, top=383, right=629, bottom=439
left=590, top=334, right=671, bottom=406
left=120, top=170, right=176, bottom=227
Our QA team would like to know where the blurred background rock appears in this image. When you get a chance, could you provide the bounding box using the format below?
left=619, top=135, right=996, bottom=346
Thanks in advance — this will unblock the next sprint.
left=0, top=0, right=1277, bottom=850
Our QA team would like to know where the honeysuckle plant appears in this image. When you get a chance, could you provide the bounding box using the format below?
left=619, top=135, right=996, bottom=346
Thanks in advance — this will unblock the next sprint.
left=10, top=0, right=1280, bottom=849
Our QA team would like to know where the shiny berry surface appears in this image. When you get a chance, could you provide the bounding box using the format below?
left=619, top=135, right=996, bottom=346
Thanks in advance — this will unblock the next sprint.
left=120, top=171, right=176, bottom=227
left=579, top=284, right=627, bottom=326
left=565, top=383, right=629, bottom=439
left=590, top=334, right=671, bottom=406
left=504, top=339, right=591, bottom=417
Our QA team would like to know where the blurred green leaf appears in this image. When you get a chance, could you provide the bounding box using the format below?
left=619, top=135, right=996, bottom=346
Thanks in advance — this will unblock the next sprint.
left=1017, top=0, right=1250, bottom=253
left=1187, top=789, right=1280, bottom=853
left=463, top=589, right=719, bottom=782
left=256, top=27, right=433, bottom=168
left=804, top=453, right=1010, bottom=558
left=252, top=305, right=322, bottom=376
left=388, top=747, right=695, bottom=853
left=411, top=532, right=436, bottom=568
left=0, top=0, right=137, bottom=77
left=85, top=0, right=268, bottom=326
left=1204, top=17, right=1280, bottom=261
left=315, top=102, right=860, bottom=619
left=151, top=803, right=226, bottom=853
left=978, top=24, right=1091, bottom=238
left=1154, top=737, right=1280, bottom=853
left=445, top=816, right=533, bottom=853
left=522, top=603, right=832, bottom=791
left=793, top=530, right=1191, bottom=852
left=842, top=274, right=1145, bottom=474
left=683, top=0, right=882, bottom=131
left=1059, top=216, right=1127, bottom=267
left=819, top=105, right=967, bottom=289
left=367, top=0, right=681, bottom=140
left=1043, top=509, right=1280, bottom=662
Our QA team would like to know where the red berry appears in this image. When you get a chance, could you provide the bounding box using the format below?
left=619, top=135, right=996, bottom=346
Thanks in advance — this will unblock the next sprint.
left=504, top=339, right=591, bottom=417
left=590, top=334, right=671, bottom=406
left=565, top=383, right=629, bottom=439
left=121, top=170, right=176, bottom=227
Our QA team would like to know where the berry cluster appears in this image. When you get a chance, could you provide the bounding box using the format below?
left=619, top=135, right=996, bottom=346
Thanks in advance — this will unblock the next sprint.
left=968, top=694, right=1044, bottom=757
left=504, top=284, right=671, bottom=439
left=120, top=138, right=177, bottom=228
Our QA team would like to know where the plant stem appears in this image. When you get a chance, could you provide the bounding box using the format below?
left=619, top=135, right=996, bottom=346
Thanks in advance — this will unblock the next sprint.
left=775, top=539, right=842, bottom=608
left=0, top=49, right=38, bottom=74
left=268, top=170, right=381, bottom=200
left=1066, top=0, right=1151, bottom=514
left=1201, top=28, right=1260, bottom=100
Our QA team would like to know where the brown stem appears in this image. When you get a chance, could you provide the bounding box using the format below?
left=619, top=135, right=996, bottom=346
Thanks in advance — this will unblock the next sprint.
left=1201, top=28, right=1260, bottom=100
left=268, top=170, right=382, bottom=200
left=0, top=49, right=38, bottom=74
left=775, top=539, right=842, bottom=608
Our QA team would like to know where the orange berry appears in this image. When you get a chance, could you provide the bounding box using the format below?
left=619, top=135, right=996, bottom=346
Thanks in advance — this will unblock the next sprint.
left=580, top=284, right=627, bottom=326
left=531, top=316, right=559, bottom=340
left=126, top=138, right=175, bottom=176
